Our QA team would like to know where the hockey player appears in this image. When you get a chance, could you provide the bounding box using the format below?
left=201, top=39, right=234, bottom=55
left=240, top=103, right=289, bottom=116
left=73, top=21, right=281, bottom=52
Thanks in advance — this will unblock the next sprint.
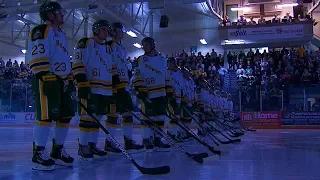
left=196, top=78, right=210, bottom=136
left=28, top=2, right=74, bottom=171
left=166, top=57, right=184, bottom=141
left=227, top=93, right=234, bottom=118
left=72, top=20, right=131, bottom=160
left=132, top=37, right=173, bottom=150
left=105, top=22, right=143, bottom=152
left=180, top=67, right=196, bottom=139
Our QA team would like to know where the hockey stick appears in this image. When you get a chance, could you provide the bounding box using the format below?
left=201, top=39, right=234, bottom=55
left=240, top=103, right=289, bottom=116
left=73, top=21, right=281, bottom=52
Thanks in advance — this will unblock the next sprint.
left=207, top=112, right=244, bottom=135
left=74, top=97, right=170, bottom=175
left=206, top=112, right=244, bottom=137
left=165, top=109, right=221, bottom=155
left=226, top=116, right=257, bottom=132
left=181, top=106, right=234, bottom=145
left=125, top=106, right=206, bottom=164
left=199, top=113, right=241, bottom=143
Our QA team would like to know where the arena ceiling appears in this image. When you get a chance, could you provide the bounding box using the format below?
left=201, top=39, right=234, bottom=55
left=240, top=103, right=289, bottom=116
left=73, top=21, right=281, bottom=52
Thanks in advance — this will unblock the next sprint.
left=0, top=0, right=223, bottom=57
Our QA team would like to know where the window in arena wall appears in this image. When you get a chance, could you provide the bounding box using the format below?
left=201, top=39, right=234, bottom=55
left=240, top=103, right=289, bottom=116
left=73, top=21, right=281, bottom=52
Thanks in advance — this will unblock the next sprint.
left=226, top=4, right=238, bottom=23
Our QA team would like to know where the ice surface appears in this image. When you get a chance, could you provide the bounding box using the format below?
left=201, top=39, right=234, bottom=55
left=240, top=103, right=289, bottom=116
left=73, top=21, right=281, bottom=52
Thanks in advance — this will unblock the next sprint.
left=0, top=127, right=319, bottom=180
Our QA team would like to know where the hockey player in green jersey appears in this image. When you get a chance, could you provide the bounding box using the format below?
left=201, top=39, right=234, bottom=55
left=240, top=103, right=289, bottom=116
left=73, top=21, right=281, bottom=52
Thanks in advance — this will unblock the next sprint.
left=28, top=2, right=74, bottom=171
left=104, top=22, right=144, bottom=152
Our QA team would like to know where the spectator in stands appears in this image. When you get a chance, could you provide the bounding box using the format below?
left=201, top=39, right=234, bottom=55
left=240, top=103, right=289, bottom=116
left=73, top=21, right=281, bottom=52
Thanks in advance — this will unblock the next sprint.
left=248, top=16, right=256, bottom=25
left=218, top=65, right=228, bottom=88
left=283, top=12, right=292, bottom=22
left=296, top=46, right=305, bottom=58
left=6, top=59, right=12, bottom=67
left=272, top=14, right=280, bottom=23
left=13, top=60, right=19, bottom=68
left=237, top=15, right=247, bottom=25
left=0, top=57, right=4, bottom=68
left=258, top=15, right=266, bottom=24
left=210, top=48, right=217, bottom=59
left=301, top=68, right=312, bottom=83
left=221, top=15, right=231, bottom=26
left=236, top=65, right=245, bottom=77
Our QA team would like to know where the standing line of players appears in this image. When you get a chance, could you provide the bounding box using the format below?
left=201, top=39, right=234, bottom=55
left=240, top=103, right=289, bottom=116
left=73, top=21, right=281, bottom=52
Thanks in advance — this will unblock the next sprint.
left=27, top=2, right=234, bottom=172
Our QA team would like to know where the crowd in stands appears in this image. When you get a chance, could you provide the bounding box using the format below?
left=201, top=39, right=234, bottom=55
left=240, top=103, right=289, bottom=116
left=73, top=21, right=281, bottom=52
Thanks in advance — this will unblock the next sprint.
left=220, top=12, right=313, bottom=27
left=0, top=58, right=33, bottom=112
left=231, top=46, right=320, bottom=111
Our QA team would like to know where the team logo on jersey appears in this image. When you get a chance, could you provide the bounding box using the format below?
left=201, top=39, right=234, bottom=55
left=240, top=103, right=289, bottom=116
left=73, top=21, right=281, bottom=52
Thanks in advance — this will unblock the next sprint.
left=33, top=30, right=42, bottom=39
left=52, top=29, right=59, bottom=37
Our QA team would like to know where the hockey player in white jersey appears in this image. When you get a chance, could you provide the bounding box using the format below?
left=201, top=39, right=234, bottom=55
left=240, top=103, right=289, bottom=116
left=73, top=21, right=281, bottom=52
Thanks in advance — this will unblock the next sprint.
left=227, top=93, right=234, bottom=117
left=166, top=57, right=184, bottom=141
left=180, top=67, right=195, bottom=139
left=105, top=22, right=143, bottom=152
left=133, top=37, right=173, bottom=150
left=196, top=78, right=210, bottom=136
left=72, top=20, right=131, bottom=160
left=28, top=2, right=74, bottom=171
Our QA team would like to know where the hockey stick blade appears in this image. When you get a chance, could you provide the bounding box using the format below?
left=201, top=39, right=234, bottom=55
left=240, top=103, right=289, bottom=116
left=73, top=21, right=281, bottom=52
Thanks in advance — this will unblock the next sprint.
left=231, top=139, right=241, bottom=143
left=196, top=152, right=209, bottom=159
left=208, top=147, right=221, bottom=155
left=138, top=165, right=170, bottom=175
left=75, top=97, right=171, bottom=175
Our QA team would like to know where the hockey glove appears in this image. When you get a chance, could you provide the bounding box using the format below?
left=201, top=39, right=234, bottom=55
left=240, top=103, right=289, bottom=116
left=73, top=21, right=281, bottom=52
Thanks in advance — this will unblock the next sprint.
left=77, top=81, right=91, bottom=99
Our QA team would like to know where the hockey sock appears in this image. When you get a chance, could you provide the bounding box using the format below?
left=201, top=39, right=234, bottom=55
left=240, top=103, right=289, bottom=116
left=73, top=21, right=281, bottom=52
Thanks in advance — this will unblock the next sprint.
left=90, top=128, right=99, bottom=144
left=53, top=119, right=70, bottom=145
left=33, top=121, right=52, bottom=147
left=169, top=120, right=178, bottom=136
left=105, top=116, right=118, bottom=137
left=142, top=116, right=153, bottom=139
left=79, top=120, right=91, bottom=145
left=122, top=115, right=133, bottom=140
left=154, top=115, right=165, bottom=138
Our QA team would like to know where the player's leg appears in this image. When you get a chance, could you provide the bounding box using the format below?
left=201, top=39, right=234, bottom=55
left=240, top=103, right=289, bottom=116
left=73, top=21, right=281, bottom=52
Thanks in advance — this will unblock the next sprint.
left=31, top=76, right=55, bottom=171
left=121, top=110, right=144, bottom=150
left=181, top=105, right=193, bottom=140
left=104, top=101, right=121, bottom=153
left=197, top=107, right=206, bottom=136
left=77, top=94, right=97, bottom=161
left=140, top=100, right=154, bottom=151
left=153, top=98, right=170, bottom=149
left=50, top=79, right=74, bottom=166
left=88, top=94, right=108, bottom=157
left=167, top=102, right=178, bottom=140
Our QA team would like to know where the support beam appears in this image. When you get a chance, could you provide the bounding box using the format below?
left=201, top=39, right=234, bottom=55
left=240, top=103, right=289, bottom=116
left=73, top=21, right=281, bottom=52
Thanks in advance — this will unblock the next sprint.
left=205, top=0, right=223, bottom=20
left=95, top=0, right=147, bottom=37
left=142, top=12, right=151, bottom=34
left=133, top=2, right=143, bottom=25
left=149, top=11, right=154, bottom=38
left=0, top=39, right=24, bottom=49
left=170, top=2, right=219, bottom=19
left=25, top=25, right=30, bottom=62
left=73, top=19, right=85, bottom=38
left=309, top=0, right=320, bottom=14
left=12, top=24, right=26, bottom=44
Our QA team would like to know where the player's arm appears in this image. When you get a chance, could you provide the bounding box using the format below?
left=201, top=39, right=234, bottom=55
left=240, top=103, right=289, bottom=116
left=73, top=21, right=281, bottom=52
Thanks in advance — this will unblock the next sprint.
left=132, top=56, right=147, bottom=100
left=27, top=25, right=60, bottom=95
left=72, top=38, right=90, bottom=99
left=165, top=70, right=174, bottom=101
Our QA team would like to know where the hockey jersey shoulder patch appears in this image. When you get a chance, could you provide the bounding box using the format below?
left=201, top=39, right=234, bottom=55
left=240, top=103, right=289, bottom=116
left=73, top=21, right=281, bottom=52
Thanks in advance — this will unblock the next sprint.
left=76, top=38, right=90, bottom=49
left=30, top=24, right=49, bottom=41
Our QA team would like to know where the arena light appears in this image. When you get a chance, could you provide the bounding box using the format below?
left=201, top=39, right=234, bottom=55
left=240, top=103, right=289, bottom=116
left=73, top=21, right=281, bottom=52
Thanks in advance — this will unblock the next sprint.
left=200, top=39, right=207, bottom=45
left=17, top=20, right=24, bottom=24
left=126, top=31, right=137, bottom=38
left=231, top=7, right=250, bottom=11
left=133, top=43, right=142, bottom=48
left=277, top=3, right=298, bottom=8
left=21, top=49, right=26, bottom=54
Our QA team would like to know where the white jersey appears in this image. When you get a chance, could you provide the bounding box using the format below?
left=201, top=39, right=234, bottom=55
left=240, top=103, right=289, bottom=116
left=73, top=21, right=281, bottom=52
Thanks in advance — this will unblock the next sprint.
left=133, top=55, right=171, bottom=99
left=168, top=70, right=184, bottom=103
left=109, top=41, right=130, bottom=91
left=72, top=38, right=116, bottom=96
left=222, top=97, right=229, bottom=112
left=182, top=78, right=195, bottom=107
left=198, top=89, right=210, bottom=112
left=28, top=25, right=71, bottom=79
left=228, top=99, right=233, bottom=112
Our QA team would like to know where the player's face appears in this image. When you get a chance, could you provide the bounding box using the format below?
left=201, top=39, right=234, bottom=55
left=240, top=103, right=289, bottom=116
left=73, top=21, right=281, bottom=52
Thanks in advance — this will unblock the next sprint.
left=168, top=61, right=175, bottom=70
left=50, top=9, right=65, bottom=25
left=98, top=26, right=111, bottom=40
left=115, top=28, right=124, bottom=39
left=142, top=43, right=152, bottom=53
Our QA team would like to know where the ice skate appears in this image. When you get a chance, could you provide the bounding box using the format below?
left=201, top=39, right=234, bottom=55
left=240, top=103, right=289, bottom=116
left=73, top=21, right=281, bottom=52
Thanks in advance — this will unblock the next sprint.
left=50, top=139, right=74, bottom=167
left=104, top=140, right=122, bottom=153
left=143, top=138, right=154, bottom=152
left=154, top=137, right=171, bottom=152
left=32, top=143, right=55, bottom=171
left=124, top=137, right=144, bottom=151
left=88, top=142, right=108, bottom=158
left=78, top=144, right=93, bottom=161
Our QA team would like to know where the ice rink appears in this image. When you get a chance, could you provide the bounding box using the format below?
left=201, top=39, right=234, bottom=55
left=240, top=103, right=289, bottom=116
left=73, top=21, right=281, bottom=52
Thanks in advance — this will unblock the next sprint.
left=0, top=127, right=319, bottom=180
